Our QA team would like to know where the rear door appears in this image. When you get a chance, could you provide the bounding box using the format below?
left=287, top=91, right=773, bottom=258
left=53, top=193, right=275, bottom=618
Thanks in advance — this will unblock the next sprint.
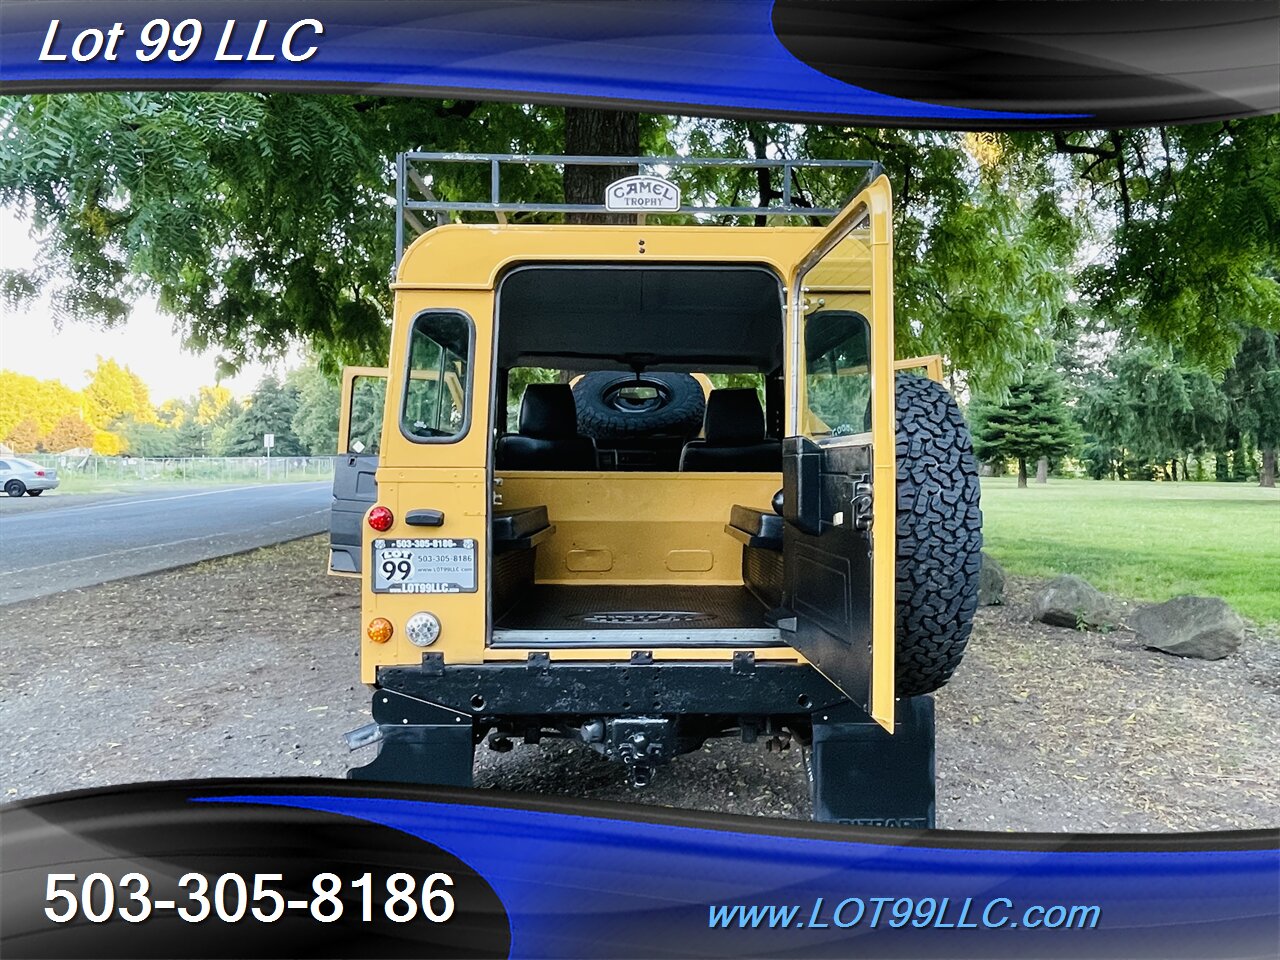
left=780, top=175, right=897, bottom=730
left=329, top=366, right=388, bottom=576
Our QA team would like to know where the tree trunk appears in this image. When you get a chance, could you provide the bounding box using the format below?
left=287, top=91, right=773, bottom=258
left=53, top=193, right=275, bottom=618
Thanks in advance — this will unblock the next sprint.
left=563, top=107, right=640, bottom=225
left=1169, top=458, right=1178, bottom=482
left=1262, top=448, right=1277, bottom=488
left=1017, top=458, right=1028, bottom=488
left=1035, top=456, right=1048, bottom=484
left=1215, top=450, right=1229, bottom=482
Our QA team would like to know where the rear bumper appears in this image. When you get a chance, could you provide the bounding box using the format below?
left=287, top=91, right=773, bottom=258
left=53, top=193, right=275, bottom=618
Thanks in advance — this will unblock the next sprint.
left=374, top=655, right=847, bottom=719
left=25, top=477, right=59, bottom=491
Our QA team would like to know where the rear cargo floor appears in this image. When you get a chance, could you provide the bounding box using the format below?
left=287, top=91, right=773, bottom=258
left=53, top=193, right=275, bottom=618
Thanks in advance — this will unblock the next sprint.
left=492, top=584, right=782, bottom=648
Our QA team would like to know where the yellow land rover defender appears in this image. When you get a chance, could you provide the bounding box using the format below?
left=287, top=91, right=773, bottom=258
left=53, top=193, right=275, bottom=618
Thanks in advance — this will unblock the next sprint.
left=333, top=154, right=982, bottom=826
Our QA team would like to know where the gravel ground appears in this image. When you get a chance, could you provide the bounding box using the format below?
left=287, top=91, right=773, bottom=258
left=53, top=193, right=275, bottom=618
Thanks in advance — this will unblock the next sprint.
left=2, top=537, right=1277, bottom=832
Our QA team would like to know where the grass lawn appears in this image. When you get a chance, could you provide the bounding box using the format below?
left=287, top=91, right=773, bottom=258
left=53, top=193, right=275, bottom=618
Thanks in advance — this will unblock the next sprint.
left=46, top=472, right=331, bottom=495
left=979, top=477, right=1280, bottom=625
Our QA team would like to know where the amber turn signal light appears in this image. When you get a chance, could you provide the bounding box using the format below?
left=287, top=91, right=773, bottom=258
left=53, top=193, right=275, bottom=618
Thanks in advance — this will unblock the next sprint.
left=367, top=506, right=394, bottom=531
left=366, top=618, right=393, bottom=644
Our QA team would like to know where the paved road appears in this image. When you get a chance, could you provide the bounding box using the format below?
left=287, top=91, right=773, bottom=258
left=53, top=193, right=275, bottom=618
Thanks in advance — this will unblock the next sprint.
left=0, top=482, right=331, bottom=605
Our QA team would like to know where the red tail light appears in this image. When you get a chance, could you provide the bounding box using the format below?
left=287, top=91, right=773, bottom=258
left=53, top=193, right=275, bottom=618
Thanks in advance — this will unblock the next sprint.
left=35, top=471, right=45, bottom=477
left=367, top=506, right=394, bottom=531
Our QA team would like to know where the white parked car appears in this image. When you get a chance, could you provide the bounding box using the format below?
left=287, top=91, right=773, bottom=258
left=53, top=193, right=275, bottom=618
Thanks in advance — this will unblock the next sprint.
left=0, top=457, right=59, bottom=497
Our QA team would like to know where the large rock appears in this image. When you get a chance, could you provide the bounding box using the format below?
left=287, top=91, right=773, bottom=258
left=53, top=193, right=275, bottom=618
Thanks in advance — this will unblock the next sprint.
left=1131, top=596, right=1245, bottom=660
left=978, top=551, right=1006, bottom=606
left=1033, top=575, right=1119, bottom=630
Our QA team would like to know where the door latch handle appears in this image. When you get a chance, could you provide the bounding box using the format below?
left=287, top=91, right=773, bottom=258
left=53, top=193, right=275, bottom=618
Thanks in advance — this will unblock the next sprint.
left=852, top=481, right=873, bottom=531
left=405, top=509, right=445, bottom=527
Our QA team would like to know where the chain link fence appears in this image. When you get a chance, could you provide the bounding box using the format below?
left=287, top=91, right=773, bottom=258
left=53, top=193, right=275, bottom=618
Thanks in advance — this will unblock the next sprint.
left=20, top=454, right=336, bottom=485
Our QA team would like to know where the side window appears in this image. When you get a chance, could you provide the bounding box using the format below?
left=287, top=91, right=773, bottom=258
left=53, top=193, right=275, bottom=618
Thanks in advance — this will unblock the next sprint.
left=805, top=310, right=871, bottom=439
left=0, top=460, right=10, bottom=470
left=347, top=375, right=386, bottom=455
left=402, top=311, right=472, bottom=442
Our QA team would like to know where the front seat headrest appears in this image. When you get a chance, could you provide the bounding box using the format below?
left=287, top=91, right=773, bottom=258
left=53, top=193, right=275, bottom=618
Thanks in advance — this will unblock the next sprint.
left=703, top=388, right=766, bottom=446
left=519, top=383, right=579, bottom=439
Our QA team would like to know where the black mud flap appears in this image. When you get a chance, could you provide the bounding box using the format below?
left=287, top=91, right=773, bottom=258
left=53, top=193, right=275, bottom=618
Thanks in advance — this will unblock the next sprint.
left=347, top=690, right=475, bottom=787
left=808, top=696, right=935, bottom=827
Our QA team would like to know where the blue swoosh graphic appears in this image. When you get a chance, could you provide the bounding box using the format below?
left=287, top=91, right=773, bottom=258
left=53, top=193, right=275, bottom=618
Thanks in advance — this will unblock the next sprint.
left=199, top=794, right=1279, bottom=958
left=0, top=0, right=1083, bottom=122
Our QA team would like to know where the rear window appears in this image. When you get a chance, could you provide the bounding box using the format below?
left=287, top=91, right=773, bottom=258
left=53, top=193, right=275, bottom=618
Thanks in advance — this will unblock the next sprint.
left=401, top=311, right=473, bottom=442
left=805, top=310, right=872, bottom=438
left=347, top=374, right=386, bottom=455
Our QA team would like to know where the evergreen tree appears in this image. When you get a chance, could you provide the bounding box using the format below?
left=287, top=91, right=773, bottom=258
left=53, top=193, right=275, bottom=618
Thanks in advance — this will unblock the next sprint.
left=971, top=367, right=1080, bottom=487
left=288, top=363, right=341, bottom=455
left=218, top=377, right=305, bottom=456
left=1222, top=327, right=1280, bottom=487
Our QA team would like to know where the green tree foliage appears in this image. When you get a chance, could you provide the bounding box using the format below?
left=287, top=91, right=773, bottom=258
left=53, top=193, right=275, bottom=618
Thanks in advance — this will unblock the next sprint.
left=971, top=367, right=1081, bottom=487
left=0, top=94, right=591, bottom=373
left=217, top=376, right=305, bottom=456
left=1028, top=120, right=1280, bottom=371
left=3, top=94, right=1277, bottom=434
left=116, top=416, right=180, bottom=457
left=1222, top=327, right=1280, bottom=487
left=288, top=362, right=341, bottom=455
left=1078, top=347, right=1229, bottom=481
left=676, top=121, right=1078, bottom=391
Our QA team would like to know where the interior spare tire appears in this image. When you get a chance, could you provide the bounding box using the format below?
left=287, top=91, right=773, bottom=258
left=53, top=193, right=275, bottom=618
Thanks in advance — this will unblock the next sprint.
left=894, top=373, right=983, bottom=697
left=573, top=372, right=706, bottom=440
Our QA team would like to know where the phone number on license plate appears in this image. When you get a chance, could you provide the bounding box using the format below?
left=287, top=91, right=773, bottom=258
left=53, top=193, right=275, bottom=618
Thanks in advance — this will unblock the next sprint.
left=372, top=538, right=477, bottom=594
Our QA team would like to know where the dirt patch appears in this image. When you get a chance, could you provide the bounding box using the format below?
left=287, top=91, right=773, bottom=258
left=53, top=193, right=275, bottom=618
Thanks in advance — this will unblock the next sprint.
left=2, top=537, right=1276, bottom=831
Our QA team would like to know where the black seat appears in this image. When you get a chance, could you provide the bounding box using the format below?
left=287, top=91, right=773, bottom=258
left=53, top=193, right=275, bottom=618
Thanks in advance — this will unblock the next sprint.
left=496, top=384, right=597, bottom=470
left=679, top=388, right=781, bottom=472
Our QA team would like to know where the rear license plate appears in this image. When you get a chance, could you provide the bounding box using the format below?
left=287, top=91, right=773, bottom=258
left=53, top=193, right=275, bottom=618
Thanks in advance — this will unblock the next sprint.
left=371, top=538, right=477, bottom=594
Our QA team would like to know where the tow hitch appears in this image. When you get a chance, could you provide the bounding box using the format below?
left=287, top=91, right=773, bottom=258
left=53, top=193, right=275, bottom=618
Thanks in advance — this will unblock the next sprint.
left=582, top=717, right=673, bottom=787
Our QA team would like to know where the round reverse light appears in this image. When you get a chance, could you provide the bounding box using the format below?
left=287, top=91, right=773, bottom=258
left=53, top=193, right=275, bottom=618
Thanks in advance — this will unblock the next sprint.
left=367, top=506, right=394, bottom=531
left=406, top=612, right=441, bottom=647
left=366, top=617, right=393, bottom=644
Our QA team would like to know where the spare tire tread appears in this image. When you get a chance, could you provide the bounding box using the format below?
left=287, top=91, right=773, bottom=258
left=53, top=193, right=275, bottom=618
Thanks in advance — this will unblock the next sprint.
left=573, top=372, right=706, bottom=440
left=894, top=374, right=983, bottom=696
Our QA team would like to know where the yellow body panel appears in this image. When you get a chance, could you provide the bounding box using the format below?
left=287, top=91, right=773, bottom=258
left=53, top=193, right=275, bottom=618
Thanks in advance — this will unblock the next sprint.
left=896, top=354, right=944, bottom=382
left=359, top=184, right=898, bottom=721
left=393, top=223, right=820, bottom=291
left=499, top=472, right=781, bottom=585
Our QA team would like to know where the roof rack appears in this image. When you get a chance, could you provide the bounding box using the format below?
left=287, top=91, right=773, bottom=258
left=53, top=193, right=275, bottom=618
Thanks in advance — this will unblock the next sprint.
left=396, top=152, right=881, bottom=263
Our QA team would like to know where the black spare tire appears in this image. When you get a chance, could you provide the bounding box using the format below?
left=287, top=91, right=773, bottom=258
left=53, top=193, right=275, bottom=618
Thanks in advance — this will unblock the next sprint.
left=573, top=372, right=706, bottom=440
left=894, top=374, right=983, bottom=696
